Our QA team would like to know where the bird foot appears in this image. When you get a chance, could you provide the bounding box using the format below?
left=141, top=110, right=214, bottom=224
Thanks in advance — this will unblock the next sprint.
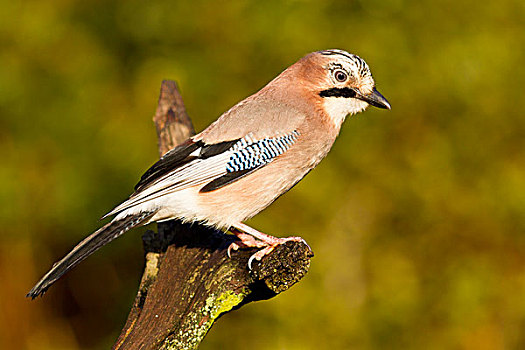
left=227, top=232, right=267, bottom=258
left=246, top=236, right=308, bottom=270
left=228, top=228, right=308, bottom=270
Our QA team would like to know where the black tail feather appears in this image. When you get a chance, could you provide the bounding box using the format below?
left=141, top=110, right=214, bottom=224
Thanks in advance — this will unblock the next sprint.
left=27, top=211, right=156, bottom=299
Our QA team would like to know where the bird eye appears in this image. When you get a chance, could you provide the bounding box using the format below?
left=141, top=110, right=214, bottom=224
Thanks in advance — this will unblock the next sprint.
left=334, top=70, right=348, bottom=82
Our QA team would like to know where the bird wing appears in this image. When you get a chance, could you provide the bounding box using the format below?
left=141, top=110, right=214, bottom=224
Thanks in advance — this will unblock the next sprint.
left=134, top=139, right=240, bottom=192
left=103, top=130, right=300, bottom=218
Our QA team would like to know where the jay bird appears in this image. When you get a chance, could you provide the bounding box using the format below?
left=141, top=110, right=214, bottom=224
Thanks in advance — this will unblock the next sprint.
left=28, top=49, right=390, bottom=298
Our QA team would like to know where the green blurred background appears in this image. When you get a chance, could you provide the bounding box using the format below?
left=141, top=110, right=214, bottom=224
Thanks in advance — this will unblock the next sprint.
left=1, top=0, right=524, bottom=349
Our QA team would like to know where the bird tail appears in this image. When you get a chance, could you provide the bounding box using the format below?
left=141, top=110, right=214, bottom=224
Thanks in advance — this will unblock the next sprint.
left=27, top=211, right=156, bottom=299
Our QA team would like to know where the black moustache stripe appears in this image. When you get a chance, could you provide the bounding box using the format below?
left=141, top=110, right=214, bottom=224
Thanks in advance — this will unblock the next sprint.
left=319, top=87, right=357, bottom=98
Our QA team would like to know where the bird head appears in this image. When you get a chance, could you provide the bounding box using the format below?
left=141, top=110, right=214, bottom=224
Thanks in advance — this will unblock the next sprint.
left=289, top=49, right=390, bottom=126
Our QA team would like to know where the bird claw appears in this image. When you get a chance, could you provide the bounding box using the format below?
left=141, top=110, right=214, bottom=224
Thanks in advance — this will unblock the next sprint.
left=228, top=225, right=309, bottom=269
left=247, top=245, right=276, bottom=270
left=236, top=235, right=309, bottom=270
left=227, top=232, right=267, bottom=258
left=248, top=254, right=259, bottom=270
left=227, top=241, right=241, bottom=258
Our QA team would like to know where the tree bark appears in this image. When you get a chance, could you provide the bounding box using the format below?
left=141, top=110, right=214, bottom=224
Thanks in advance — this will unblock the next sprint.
left=113, top=80, right=313, bottom=350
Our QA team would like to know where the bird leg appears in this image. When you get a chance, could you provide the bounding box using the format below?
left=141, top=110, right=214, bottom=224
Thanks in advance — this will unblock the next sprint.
left=229, top=222, right=309, bottom=269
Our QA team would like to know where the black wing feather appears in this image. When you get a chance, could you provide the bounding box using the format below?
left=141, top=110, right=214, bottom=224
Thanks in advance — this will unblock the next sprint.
left=200, top=139, right=240, bottom=158
left=135, top=140, right=200, bottom=191
left=134, top=139, right=242, bottom=192
left=199, top=166, right=262, bottom=193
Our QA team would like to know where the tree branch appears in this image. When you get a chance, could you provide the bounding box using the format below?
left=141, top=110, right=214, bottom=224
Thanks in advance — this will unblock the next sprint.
left=113, top=80, right=313, bottom=350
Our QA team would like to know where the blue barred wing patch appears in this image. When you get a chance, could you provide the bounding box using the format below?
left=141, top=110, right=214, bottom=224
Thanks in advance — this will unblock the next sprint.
left=226, top=131, right=299, bottom=173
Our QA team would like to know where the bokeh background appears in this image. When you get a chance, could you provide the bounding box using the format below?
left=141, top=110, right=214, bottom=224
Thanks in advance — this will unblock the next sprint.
left=1, top=0, right=524, bottom=349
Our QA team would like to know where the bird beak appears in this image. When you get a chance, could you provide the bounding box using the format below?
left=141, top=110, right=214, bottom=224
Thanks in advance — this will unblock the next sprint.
left=357, top=88, right=391, bottom=110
